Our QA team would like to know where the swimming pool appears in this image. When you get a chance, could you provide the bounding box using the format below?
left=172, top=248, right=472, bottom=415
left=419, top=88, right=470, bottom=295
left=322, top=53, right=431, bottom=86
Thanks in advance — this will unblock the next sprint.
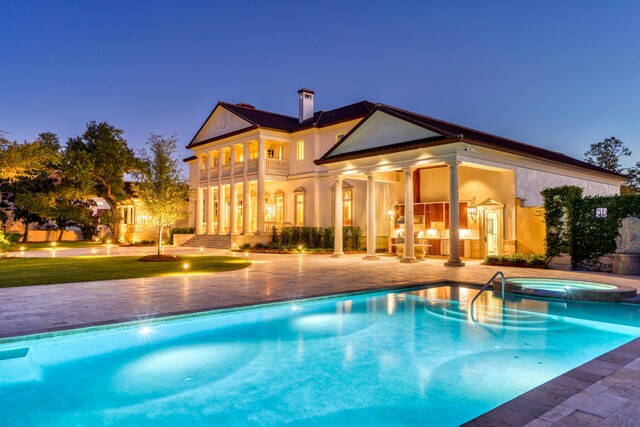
left=0, top=285, right=639, bottom=426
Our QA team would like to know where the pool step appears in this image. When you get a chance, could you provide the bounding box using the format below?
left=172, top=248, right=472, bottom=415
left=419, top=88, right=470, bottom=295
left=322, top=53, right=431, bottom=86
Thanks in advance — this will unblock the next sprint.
left=0, top=347, right=42, bottom=384
left=422, top=302, right=569, bottom=331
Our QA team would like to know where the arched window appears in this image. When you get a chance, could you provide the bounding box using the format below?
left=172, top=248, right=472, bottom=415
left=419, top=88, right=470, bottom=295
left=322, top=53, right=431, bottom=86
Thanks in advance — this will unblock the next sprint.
left=293, top=187, right=305, bottom=226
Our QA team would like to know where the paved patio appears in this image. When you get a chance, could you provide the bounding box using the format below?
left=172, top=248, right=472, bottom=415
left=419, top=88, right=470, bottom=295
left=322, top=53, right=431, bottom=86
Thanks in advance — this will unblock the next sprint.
left=2, top=246, right=640, bottom=425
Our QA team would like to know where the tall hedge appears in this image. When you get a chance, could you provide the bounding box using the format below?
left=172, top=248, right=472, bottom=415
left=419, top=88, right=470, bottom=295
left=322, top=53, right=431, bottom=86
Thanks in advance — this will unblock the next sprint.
left=541, top=185, right=583, bottom=258
left=542, top=185, right=640, bottom=269
left=572, top=194, right=640, bottom=268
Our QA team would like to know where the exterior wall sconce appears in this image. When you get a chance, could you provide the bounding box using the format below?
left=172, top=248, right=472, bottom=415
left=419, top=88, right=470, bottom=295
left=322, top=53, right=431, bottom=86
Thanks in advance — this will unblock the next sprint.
left=467, top=196, right=478, bottom=223
left=267, top=146, right=275, bottom=158
left=594, top=207, right=607, bottom=219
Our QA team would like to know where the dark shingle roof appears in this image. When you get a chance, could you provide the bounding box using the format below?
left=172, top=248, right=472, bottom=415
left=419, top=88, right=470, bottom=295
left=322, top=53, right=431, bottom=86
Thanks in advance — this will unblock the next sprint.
left=186, top=101, right=375, bottom=150
left=316, top=104, right=626, bottom=179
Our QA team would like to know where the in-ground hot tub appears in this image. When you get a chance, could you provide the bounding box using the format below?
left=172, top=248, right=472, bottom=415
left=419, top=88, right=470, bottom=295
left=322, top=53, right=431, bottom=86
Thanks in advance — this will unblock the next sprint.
left=498, top=278, right=637, bottom=302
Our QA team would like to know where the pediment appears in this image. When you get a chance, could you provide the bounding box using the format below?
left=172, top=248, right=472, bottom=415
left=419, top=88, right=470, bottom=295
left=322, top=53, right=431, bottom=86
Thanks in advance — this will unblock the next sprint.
left=329, top=110, right=443, bottom=157
left=192, top=106, right=253, bottom=144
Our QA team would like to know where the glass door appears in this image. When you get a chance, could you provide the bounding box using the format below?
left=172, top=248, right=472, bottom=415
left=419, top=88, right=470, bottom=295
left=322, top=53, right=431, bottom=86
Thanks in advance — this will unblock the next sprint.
left=486, top=211, right=499, bottom=256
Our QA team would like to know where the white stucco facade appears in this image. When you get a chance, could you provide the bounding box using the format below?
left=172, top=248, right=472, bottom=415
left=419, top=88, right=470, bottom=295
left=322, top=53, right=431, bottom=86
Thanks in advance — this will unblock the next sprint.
left=185, top=91, right=625, bottom=262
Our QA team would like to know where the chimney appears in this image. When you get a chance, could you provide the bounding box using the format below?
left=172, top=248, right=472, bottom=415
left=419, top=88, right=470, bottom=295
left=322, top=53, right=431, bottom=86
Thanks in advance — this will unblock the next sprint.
left=298, top=88, right=315, bottom=123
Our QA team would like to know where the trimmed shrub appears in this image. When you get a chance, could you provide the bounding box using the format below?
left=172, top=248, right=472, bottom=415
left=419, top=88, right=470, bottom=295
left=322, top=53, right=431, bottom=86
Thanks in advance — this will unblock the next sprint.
left=485, top=253, right=548, bottom=268
left=169, top=227, right=196, bottom=244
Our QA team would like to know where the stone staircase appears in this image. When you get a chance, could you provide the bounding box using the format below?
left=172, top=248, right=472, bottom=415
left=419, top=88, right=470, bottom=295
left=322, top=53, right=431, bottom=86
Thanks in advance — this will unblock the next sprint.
left=182, top=234, right=232, bottom=249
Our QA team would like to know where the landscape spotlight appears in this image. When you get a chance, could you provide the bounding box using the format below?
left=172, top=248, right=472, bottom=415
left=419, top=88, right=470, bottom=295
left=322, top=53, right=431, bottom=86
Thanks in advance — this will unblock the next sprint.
left=200, top=247, right=204, bottom=255
left=183, top=262, right=190, bottom=276
left=91, top=248, right=97, bottom=255
left=244, top=251, right=249, bottom=262
left=19, top=246, right=25, bottom=256
left=51, top=241, right=57, bottom=248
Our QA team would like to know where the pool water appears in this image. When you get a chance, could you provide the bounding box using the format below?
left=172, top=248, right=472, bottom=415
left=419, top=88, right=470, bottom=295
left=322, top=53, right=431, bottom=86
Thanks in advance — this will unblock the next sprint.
left=509, top=278, right=618, bottom=291
left=0, top=286, right=639, bottom=426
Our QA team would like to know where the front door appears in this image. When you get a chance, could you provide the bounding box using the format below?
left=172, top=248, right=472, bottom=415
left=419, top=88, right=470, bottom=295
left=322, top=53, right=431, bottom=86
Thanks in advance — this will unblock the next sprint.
left=486, top=211, right=499, bottom=256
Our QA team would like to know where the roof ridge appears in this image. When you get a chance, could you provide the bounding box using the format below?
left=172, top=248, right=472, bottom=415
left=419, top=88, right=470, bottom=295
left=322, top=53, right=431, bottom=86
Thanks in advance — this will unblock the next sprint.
left=313, top=110, right=324, bottom=126
left=219, top=101, right=298, bottom=121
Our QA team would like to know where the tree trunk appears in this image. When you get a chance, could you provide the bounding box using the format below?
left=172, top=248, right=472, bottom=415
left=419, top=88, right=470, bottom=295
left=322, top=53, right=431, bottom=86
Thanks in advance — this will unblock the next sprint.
left=22, top=221, right=29, bottom=243
left=104, top=196, right=120, bottom=242
left=157, top=225, right=163, bottom=256
left=58, top=226, right=64, bottom=241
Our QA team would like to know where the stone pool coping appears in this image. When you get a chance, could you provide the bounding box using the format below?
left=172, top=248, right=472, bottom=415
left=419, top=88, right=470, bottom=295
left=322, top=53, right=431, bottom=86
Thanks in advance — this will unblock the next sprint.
left=464, top=336, right=640, bottom=426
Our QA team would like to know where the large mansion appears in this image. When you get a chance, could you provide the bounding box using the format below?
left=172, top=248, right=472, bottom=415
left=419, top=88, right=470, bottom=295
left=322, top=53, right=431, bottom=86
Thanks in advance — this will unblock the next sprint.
left=184, top=89, right=623, bottom=265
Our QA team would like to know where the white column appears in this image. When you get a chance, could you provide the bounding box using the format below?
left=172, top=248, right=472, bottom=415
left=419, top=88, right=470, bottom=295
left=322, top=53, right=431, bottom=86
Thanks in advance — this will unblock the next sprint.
left=217, top=150, right=224, bottom=234
left=206, top=152, right=212, bottom=181
left=401, top=168, right=417, bottom=263
left=332, top=176, right=344, bottom=257
left=197, top=155, right=203, bottom=181
left=445, top=160, right=465, bottom=267
left=363, top=172, right=379, bottom=260
left=206, top=151, right=216, bottom=234
left=242, top=142, right=250, bottom=234
left=195, top=186, right=204, bottom=234
left=256, top=138, right=266, bottom=234
left=230, top=146, right=238, bottom=235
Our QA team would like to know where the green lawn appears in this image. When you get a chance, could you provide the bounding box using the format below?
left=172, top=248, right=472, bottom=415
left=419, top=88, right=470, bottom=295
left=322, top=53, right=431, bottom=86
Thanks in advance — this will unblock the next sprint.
left=10, top=241, right=105, bottom=251
left=0, top=255, right=250, bottom=288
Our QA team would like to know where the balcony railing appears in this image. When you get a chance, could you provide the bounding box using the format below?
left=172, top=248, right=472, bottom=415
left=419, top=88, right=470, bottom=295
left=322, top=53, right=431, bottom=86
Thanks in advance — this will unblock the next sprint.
left=265, top=158, right=288, bottom=175
left=198, top=158, right=289, bottom=182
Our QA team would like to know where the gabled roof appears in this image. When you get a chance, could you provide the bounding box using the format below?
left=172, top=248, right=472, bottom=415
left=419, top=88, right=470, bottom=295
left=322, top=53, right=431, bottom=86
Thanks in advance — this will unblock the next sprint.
left=186, top=100, right=375, bottom=150
left=316, top=104, right=626, bottom=179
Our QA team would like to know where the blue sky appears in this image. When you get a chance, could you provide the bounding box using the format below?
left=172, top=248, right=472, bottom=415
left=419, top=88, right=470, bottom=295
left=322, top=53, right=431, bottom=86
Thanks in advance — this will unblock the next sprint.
left=1, top=0, right=639, bottom=169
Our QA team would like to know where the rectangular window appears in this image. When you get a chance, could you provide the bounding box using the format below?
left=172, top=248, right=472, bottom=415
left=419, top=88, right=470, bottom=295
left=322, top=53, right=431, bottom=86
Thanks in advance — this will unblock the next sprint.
left=296, top=140, right=304, bottom=160
left=343, top=189, right=352, bottom=226
left=275, top=193, right=284, bottom=223
left=294, top=193, right=304, bottom=226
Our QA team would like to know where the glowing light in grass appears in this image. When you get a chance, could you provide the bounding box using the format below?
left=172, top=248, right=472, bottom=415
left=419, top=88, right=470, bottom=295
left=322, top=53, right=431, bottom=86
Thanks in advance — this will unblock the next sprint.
left=199, top=247, right=204, bottom=255
left=183, top=262, right=190, bottom=276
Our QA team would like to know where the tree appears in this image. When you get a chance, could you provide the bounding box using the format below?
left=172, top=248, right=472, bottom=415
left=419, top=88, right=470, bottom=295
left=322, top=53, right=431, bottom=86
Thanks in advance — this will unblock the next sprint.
left=0, top=132, right=60, bottom=209
left=131, top=134, right=187, bottom=255
left=622, top=161, right=640, bottom=194
left=584, top=137, right=631, bottom=173
left=4, top=132, right=61, bottom=242
left=50, top=189, right=96, bottom=241
left=13, top=191, right=51, bottom=242
left=63, top=121, right=136, bottom=242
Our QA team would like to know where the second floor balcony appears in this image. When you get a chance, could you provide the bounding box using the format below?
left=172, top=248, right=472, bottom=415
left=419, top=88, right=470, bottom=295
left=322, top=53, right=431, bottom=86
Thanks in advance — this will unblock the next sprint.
left=199, top=158, right=289, bottom=181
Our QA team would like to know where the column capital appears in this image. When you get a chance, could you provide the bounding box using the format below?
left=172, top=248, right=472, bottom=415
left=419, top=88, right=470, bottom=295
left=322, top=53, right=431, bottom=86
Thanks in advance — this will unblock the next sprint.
left=444, top=160, right=462, bottom=167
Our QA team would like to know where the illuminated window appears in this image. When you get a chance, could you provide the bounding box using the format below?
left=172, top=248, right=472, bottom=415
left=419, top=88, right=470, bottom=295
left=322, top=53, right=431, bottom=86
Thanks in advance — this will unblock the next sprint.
left=294, top=189, right=304, bottom=226
left=275, top=191, right=284, bottom=223
left=297, top=140, right=304, bottom=160
left=343, top=189, right=352, bottom=226
left=336, top=133, right=346, bottom=143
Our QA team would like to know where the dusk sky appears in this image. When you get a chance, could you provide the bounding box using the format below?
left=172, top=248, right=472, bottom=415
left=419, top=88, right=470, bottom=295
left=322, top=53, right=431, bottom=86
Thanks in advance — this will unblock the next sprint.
left=2, top=0, right=639, bottom=170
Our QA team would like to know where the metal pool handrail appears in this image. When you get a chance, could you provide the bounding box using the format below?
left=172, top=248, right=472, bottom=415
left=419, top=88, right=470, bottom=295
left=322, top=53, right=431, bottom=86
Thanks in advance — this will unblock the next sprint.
left=470, top=271, right=505, bottom=321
